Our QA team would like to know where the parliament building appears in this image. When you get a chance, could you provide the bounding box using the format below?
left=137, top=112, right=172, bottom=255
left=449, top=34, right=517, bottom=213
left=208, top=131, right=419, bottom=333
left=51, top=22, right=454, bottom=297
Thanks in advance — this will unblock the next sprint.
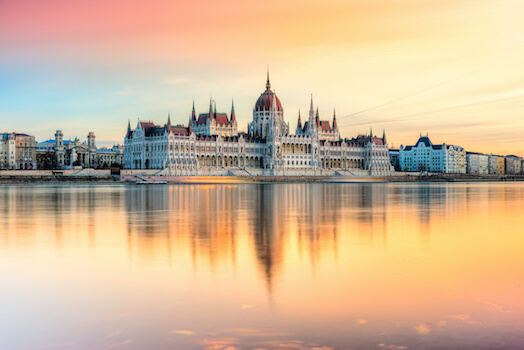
left=123, top=74, right=394, bottom=176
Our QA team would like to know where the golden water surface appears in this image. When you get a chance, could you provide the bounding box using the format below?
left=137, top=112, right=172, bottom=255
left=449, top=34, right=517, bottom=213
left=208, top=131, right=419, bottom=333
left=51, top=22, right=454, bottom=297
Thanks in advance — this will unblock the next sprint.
left=0, top=183, right=523, bottom=349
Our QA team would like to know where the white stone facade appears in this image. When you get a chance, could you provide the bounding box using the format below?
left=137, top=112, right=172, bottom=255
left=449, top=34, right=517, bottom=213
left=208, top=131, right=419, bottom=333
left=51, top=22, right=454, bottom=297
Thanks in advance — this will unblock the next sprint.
left=123, top=75, right=394, bottom=176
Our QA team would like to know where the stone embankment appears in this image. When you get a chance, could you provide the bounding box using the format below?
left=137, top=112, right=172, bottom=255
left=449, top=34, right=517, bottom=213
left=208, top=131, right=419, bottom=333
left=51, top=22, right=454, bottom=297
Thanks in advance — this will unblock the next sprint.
left=0, top=175, right=121, bottom=185
left=1, top=171, right=524, bottom=185
left=387, top=174, right=524, bottom=182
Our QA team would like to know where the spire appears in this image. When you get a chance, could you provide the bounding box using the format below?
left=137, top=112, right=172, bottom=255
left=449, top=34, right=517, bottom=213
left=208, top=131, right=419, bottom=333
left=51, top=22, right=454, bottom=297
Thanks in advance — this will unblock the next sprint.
left=309, top=94, right=314, bottom=117
left=230, top=99, right=236, bottom=122
left=214, top=100, right=217, bottom=117
left=127, top=119, right=131, bottom=132
left=167, top=113, right=171, bottom=127
left=297, top=110, right=302, bottom=128
left=209, top=97, right=214, bottom=120
left=191, top=100, right=196, bottom=121
left=315, top=107, right=320, bottom=126
left=332, top=109, right=337, bottom=129
left=383, top=129, right=387, bottom=144
left=266, top=67, right=271, bottom=90
left=370, top=127, right=373, bottom=140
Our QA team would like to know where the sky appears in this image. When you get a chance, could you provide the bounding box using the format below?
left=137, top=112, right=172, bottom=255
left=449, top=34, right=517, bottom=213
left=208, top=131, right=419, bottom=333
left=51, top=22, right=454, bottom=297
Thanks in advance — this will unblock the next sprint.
left=1, top=0, right=524, bottom=155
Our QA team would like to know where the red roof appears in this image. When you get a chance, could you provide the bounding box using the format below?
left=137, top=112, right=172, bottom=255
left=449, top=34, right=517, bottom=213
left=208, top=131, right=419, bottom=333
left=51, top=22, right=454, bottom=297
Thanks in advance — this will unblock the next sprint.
left=197, top=113, right=230, bottom=125
left=320, top=121, right=332, bottom=132
left=171, top=126, right=189, bottom=136
left=197, top=114, right=208, bottom=125
left=139, top=122, right=155, bottom=129
left=354, top=135, right=384, bottom=146
left=255, top=89, right=282, bottom=112
left=215, top=113, right=229, bottom=125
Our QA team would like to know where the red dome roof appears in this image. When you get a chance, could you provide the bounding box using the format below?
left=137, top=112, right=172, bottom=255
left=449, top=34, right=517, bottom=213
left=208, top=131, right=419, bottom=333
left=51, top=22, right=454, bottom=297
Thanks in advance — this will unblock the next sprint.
left=254, top=72, right=283, bottom=112
left=255, top=89, right=282, bottom=112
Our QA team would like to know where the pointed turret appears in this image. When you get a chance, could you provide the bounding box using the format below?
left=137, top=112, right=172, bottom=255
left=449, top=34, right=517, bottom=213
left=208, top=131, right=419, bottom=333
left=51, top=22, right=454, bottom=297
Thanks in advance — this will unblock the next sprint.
left=370, top=127, right=373, bottom=140
left=127, top=119, right=131, bottom=132
left=315, top=107, right=320, bottom=126
left=382, top=129, right=387, bottom=144
left=332, top=109, right=337, bottom=129
left=297, top=110, right=302, bottom=128
left=230, top=99, right=236, bottom=122
left=209, top=97, right=214, bottom=120
left=191, top=100, right=196, bottom=121
left=167, top=113, right=171, bottom=127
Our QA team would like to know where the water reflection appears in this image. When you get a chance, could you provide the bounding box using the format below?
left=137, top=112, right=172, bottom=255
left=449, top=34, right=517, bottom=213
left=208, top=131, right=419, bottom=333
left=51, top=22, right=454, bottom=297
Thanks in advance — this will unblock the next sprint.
left=121, top=183, right=524, bottom=296
left=1, top=183, right=524, bottom=349
left=123, top=184, right=395, bottom=293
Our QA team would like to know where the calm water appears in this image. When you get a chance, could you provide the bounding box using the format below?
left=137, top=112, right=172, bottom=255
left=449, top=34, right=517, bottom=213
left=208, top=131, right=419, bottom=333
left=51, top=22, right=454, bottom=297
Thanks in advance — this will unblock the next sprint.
left=1, top=183, right=523, bottom=350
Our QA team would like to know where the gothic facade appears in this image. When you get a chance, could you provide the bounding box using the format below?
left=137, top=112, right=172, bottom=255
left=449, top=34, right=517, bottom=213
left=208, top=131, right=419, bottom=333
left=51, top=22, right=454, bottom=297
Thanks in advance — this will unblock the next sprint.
left=123, top=75, right=394, bottom=176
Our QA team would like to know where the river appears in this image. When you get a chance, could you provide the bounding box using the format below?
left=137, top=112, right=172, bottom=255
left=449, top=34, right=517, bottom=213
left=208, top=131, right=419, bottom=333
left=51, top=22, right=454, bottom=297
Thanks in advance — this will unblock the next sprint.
left=1, top=183, right=523, bottom=349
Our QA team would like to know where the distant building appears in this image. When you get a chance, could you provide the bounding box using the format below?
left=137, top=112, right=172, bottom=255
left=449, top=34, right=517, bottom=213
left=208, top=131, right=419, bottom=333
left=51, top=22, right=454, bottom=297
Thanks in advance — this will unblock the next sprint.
left=36, top=131, right=123, bottom=169
left=0, top=133, right=16, bottom=169
left=0, top=132, right=36, bottom=170
left=505, top=155, right=523, bottom=175
left=124, top=74, right=394, bottom=175
left=389, top=149, right=400, bottom=171
left=466, top=152, right=489, bottom=175
left=399, top=135, right=466, bottom=173
left=488, top=154, right=505, bottom=175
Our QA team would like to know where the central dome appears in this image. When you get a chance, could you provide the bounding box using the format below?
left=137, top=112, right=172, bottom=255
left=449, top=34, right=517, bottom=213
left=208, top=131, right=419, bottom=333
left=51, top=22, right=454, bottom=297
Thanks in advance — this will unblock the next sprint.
left=254, top=73, right=283, bottom=112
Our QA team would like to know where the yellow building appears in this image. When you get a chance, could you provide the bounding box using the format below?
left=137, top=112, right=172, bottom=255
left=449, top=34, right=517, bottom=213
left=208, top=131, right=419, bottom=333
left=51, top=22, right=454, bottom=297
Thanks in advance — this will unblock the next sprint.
left=497, top=157, right=505, bottom=175
left=488, top=154, right=505, bottom=175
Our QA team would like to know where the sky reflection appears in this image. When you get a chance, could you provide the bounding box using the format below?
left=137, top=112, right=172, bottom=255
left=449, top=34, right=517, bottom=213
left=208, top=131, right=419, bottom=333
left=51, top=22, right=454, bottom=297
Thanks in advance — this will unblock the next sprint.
left=0, top=183, right=524, bottom=349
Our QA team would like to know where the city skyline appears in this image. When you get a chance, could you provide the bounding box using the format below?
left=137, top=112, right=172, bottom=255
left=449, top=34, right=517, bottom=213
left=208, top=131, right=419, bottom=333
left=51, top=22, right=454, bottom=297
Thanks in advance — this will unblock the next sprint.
left=2, top=0, right=524, bottom=155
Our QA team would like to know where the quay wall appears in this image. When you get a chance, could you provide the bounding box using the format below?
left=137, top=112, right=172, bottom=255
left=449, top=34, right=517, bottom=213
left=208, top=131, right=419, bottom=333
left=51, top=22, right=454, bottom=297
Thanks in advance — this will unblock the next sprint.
left=0, top=169, right=111, bottom=176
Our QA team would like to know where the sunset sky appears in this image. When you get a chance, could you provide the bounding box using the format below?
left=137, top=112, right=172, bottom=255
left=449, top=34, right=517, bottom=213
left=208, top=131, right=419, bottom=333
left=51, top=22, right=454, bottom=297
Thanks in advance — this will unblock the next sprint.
left=1, top=0, right=524, bottom=155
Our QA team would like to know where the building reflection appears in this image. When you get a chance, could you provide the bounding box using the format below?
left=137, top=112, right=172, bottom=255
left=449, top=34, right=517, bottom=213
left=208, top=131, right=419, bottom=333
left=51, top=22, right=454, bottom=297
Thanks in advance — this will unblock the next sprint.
left=124, top=185, right=240, bottom=269
left=1, top=183, right=515, bottom=298
left=0, top=186, right=127, bottom=254
left=122, top=183, right=420, bottom=294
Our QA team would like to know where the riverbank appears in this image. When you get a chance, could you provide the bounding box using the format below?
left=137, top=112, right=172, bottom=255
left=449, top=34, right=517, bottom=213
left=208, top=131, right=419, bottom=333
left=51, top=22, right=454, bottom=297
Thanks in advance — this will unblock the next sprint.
left=2, top=173, right=524, bottom=185
left=126, top=174, right=524, bottom=184
left=0, top=175, right=122, bottom=185
left=386, top=174, right=524, bottom=182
